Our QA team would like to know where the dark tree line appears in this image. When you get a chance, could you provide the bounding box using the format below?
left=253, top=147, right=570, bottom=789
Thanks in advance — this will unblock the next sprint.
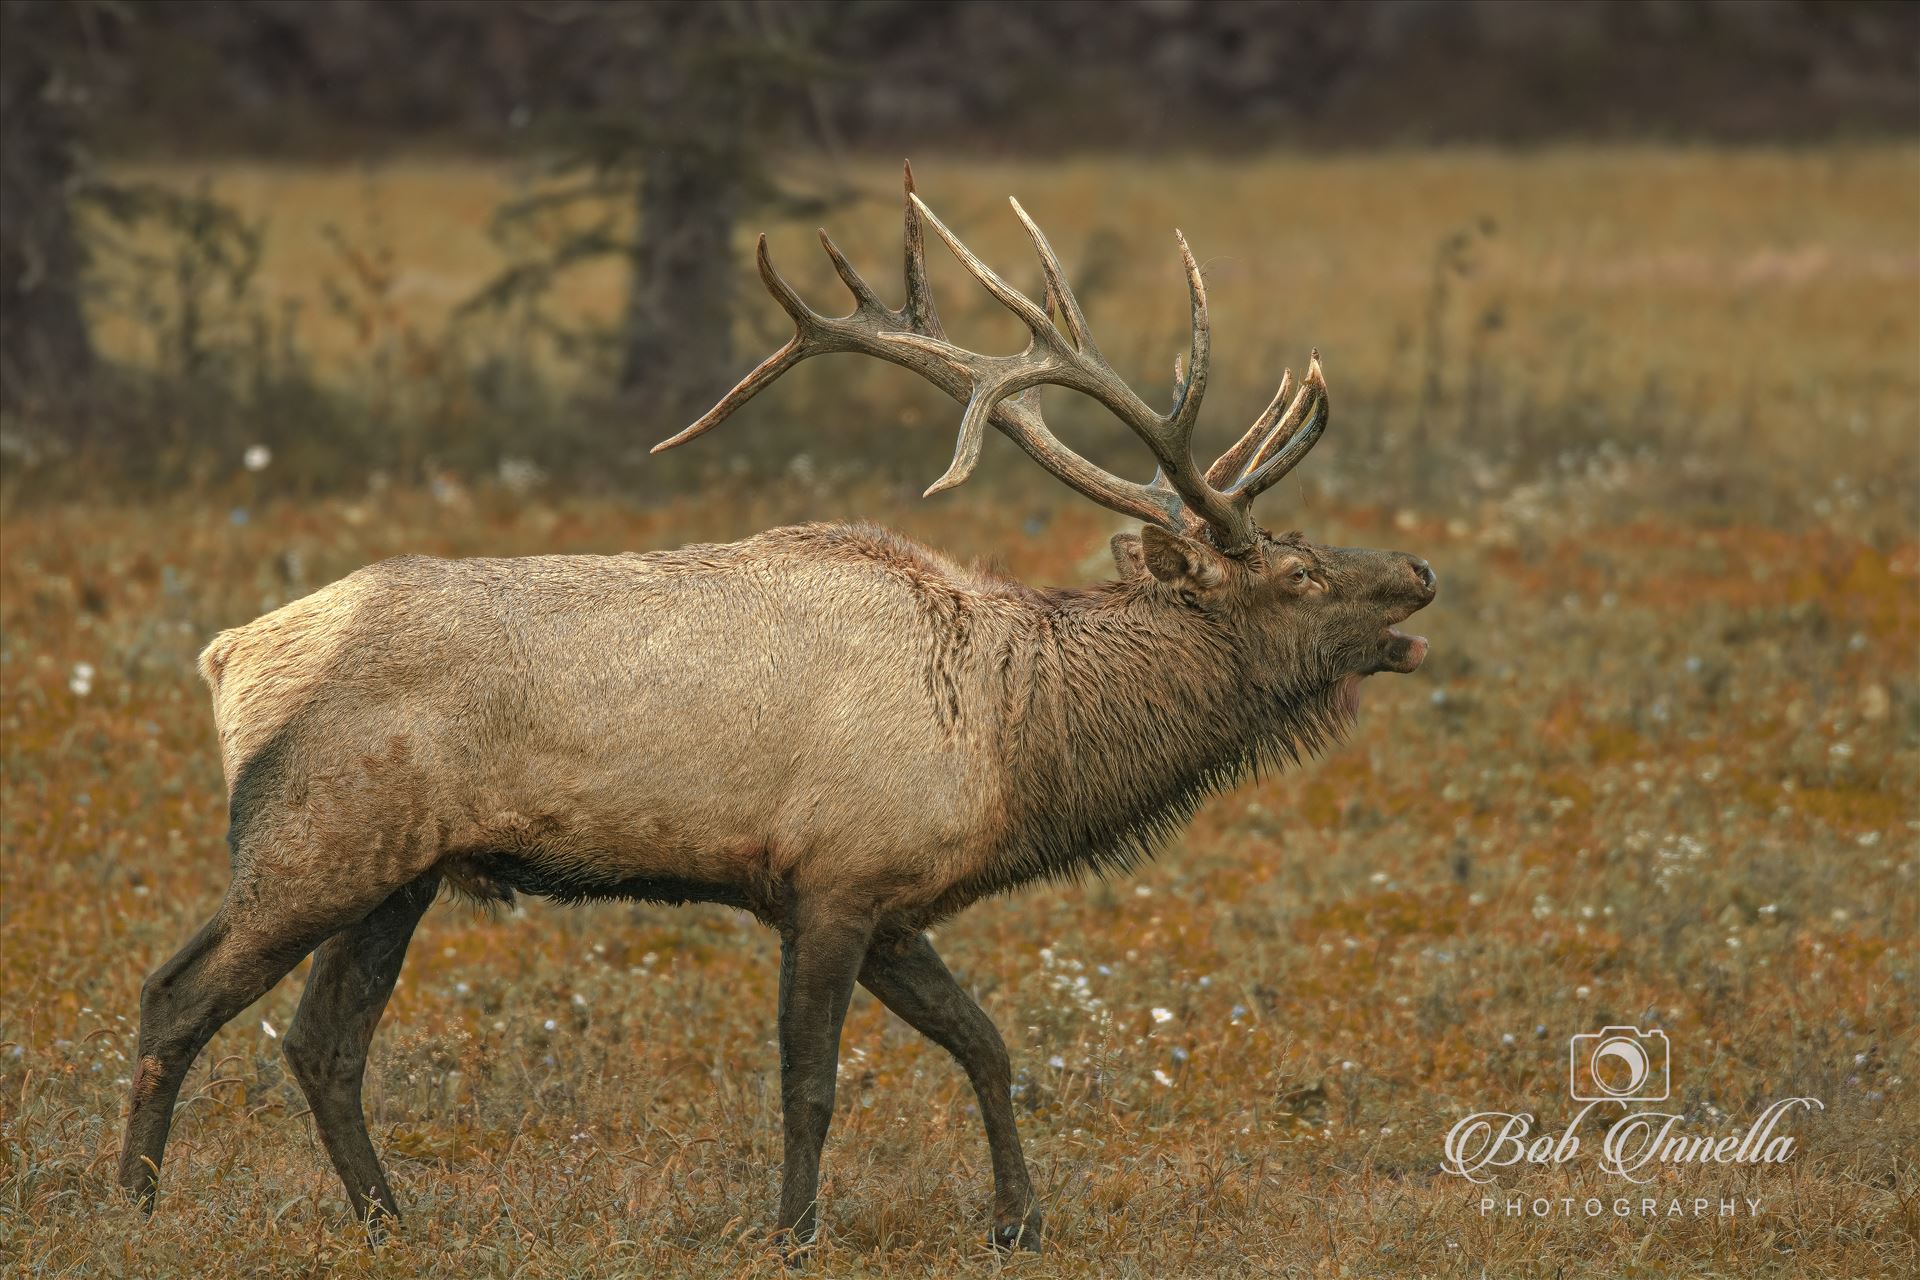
left=1, top=0, right=1913, bottom=417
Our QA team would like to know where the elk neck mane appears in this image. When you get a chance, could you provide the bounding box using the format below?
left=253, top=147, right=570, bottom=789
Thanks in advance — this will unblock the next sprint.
left=965, top=565, right=1358, bottom=907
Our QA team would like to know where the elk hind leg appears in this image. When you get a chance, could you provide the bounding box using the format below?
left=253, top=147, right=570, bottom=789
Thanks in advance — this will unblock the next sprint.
left=282, top=873, right=439, bottom=1235
left=859, top=932, right=1042, bottom=1251
left=118, top=881, right=355, bottom=1213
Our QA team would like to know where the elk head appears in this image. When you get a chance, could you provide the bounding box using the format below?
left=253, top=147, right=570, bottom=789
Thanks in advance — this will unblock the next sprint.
left=657, top=163, right=1434, bottom=696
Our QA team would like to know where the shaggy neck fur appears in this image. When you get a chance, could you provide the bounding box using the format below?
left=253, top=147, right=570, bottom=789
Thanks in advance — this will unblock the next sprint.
left=972, top=580, right=1356, bottom=906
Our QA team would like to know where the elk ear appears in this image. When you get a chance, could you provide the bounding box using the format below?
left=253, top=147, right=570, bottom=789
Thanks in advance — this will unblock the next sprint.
left=1110, top=533, right=1148, bottom=581
left=1139, top=525, right=1229, bottom=595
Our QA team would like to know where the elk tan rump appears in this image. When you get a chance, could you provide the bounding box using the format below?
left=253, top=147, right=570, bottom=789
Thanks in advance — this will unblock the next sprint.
left=199, top=570, right=377, bottom=790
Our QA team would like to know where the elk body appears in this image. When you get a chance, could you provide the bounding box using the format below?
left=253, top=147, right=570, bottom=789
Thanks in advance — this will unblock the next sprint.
left=119, top=167, right=1436, bottom=1254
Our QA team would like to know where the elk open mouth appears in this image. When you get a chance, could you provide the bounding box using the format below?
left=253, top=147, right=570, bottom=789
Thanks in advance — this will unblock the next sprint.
left=1378, top=626, right=1429, bottom=674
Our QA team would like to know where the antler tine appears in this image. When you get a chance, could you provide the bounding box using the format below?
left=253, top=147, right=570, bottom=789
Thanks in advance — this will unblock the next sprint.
left=653, top=236, right=821, bottom=452
left=908, top=194, right=1070, bottom=356
left=1220, top=352, right=1329, bottom=499
left=1008, top=197, right=1095, bottom=355
left=817, top=228, right=888, bottom=315
left=1205, top=368, right=1293, bottom=487
left=921, top=362, right=1062, bottom=496
left=900, top=160, right=944, bottom=340
left=1166, top=231, right=1210, bottom=442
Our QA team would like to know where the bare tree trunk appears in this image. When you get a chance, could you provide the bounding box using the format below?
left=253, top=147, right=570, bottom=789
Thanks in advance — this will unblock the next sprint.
left=613, top=2, right=757, bottom=430
left=617, top=139, right=739, bottom=422
left=0, top=0, right=93, bottom=411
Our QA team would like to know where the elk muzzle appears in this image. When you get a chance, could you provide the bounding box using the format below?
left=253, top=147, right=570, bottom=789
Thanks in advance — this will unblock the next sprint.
left=1374, top=553, right=1436, bottom=674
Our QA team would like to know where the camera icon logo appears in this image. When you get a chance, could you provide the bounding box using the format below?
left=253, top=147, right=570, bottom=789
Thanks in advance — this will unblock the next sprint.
left=1569, top=1025, right=1670, bottom=1103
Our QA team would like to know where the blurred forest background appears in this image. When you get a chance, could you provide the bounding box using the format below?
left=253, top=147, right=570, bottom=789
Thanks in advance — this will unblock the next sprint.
left=2, top=0, right=1917, bottom=504
left=4, top=3, right=1917, bottom=1277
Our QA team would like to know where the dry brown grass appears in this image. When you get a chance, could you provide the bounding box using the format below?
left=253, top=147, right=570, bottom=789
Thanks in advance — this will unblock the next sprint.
left=3, top=147, right=1917, bottom=1277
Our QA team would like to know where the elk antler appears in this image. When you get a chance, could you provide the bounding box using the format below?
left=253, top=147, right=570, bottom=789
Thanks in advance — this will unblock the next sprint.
left=656, top=163, right=1328, bottom=555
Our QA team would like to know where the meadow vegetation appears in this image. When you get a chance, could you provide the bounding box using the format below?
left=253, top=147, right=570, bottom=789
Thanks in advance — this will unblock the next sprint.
left=2, top=147, right=1916, bottom=1277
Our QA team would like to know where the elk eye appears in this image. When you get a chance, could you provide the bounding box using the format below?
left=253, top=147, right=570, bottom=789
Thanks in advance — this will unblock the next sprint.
left=1289, top=566, right=1310, bottom=585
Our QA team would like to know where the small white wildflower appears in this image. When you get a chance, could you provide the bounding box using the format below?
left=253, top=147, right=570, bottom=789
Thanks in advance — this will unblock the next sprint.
left=1150, top=1007, right=1173, bottom=1024
left=260, top=1019, right=277, bottom=1039
left=243, top=444, right=272, bottom=472
left=1340, top=1060, right=1357, bottom=1072
left=571, top=992, right=587, bottom=1008
left=69, top=662, right=94, bottom=696
left=543, top=1018, right=558, bottom=1032
left=498, top=456, right=544, bottom=494
left=1152, top=1069, right=1175, bottom=1087
left=1575, top=985, right=1592, bottom=998
left=1048, top=1054, right=1066, bottom=1070
left=1133, top=885, right=1153, bottom=898
left=1501, top=1033, right=1516, bottom=1046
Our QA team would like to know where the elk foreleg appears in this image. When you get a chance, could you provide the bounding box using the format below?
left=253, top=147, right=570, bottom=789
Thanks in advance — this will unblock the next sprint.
left=282, top=874, right=439, bottom=1236
left=773, top=899, right=874, bottom=1253
left=859, top=932, right=1042, bottom=1252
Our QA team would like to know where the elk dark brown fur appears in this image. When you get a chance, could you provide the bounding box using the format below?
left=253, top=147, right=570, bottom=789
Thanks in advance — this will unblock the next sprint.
left=119, top=168, right=1435, bottom=1255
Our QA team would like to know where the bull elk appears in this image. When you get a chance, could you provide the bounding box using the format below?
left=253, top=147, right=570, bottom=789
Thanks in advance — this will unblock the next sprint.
left=119, top=164, right=1435, bottom=1254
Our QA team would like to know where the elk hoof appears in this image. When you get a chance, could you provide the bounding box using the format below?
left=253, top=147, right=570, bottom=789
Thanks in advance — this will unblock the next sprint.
left=990, top=1210, right=1044, bottom=1253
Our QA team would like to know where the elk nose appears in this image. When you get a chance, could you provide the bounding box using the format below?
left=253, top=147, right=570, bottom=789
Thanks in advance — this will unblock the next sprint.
left=1408, top=556, right=1437, bottom=599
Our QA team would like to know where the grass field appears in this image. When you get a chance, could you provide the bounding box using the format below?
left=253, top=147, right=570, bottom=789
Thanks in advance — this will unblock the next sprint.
left=3, top=148, right=1917, bottom=1277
